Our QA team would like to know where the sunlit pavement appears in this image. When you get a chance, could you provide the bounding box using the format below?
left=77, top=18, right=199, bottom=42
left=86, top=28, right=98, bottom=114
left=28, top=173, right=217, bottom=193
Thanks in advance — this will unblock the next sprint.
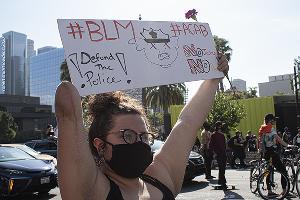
left=176, top=169, right=298, bottom=200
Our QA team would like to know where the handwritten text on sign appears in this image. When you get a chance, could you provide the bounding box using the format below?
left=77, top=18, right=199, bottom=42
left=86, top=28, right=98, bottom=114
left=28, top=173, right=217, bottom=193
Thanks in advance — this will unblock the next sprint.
left=58, top=19, right=223, bottom=96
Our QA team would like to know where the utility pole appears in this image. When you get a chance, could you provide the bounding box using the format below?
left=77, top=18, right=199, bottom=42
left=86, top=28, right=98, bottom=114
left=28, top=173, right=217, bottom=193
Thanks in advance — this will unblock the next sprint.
left=294, top=57, right=300, bottom=127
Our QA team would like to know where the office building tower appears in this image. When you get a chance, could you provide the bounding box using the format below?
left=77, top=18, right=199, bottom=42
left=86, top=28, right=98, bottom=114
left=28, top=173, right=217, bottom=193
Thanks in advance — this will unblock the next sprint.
left=30, top=48, right=64, bottom=111
left=0, top=37, right=5, bottom=94
left=26, top=39, right=36, bottom=96
left=2, top=31, right=32, bottom=96
left=37, top=46, right=57, bottom=55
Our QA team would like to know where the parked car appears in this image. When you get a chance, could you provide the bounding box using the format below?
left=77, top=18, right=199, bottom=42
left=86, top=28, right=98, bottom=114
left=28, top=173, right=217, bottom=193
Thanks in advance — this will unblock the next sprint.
left=151, top=139, right=205, bottom=181
left=0, top=146, right=57, bottom=197
left=25, top=139, right=57, bottom=158
left=1, top=144, right=57, bottom=167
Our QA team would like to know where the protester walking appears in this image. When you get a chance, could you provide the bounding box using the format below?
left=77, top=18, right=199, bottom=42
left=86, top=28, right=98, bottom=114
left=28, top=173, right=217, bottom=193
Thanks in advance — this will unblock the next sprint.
left=209, top=121, right=227, bottom=189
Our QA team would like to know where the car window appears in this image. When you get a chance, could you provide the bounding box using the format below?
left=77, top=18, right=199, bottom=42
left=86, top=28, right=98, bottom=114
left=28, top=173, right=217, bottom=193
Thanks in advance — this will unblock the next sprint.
left=49, top=142, right=57, bottom=150
left=0, top=147, right=34, bottom=162
left=35, top=142, right=50, bottom=150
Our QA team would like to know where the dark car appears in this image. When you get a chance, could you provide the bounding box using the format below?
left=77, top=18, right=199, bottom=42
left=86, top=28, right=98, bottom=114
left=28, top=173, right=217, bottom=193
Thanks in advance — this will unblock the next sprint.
left=0, top=146, right=57, bottom=197
left=151, top=139, right=205, bottom=181
left=25, top=139, right=57, bottom=158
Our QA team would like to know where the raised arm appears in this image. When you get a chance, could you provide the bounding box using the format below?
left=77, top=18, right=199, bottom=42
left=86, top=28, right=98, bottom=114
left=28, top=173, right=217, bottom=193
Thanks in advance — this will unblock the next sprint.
left=55, top=82, right=106, bottom=199
left=153, top=54, right=228, bottom=194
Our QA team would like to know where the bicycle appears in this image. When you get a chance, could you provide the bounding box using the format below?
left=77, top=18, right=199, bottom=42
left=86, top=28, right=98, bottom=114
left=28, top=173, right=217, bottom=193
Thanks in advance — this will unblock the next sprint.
left=249, top=158, right=266, bottom=193
left=296, top=162, right=300, bottom=197
left=257, top=158, right=290, bottom=200
left=282, top=146, right=300, bottom=194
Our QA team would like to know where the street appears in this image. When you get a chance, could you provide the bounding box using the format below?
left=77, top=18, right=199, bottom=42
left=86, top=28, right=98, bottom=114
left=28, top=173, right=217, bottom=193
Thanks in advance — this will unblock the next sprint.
left=5, top=169, right=299, bottom=200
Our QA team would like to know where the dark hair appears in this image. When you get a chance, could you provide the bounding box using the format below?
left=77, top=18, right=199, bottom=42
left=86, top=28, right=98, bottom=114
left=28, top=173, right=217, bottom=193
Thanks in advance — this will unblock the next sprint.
left=202, top=121, right=210, bottom=131
left=88, top=91, right=148, bottom=158
left=264, top=113, right=276, bottom=123
left=214, top=121, right=223, bottom=132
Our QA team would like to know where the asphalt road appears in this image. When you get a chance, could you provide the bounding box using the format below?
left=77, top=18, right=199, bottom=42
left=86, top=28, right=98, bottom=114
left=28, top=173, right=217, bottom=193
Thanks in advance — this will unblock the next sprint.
left=5, top=169, right=300, bottom=200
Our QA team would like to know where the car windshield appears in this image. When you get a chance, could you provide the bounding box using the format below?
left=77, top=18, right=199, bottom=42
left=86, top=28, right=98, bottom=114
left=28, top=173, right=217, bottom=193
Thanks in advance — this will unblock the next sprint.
left=17, top=145, right=39, bottom=156
left=0, top=147, right=35, bottom=162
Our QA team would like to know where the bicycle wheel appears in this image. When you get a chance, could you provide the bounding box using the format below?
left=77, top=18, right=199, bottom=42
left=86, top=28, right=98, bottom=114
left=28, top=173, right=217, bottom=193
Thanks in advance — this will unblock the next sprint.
left=257, top=170, right=290, bottom=200
left=296, top=168, right=300, bottom=197
left=250, top=166, right=259, bottom=193
left=285, top=161, right=296, bottom=192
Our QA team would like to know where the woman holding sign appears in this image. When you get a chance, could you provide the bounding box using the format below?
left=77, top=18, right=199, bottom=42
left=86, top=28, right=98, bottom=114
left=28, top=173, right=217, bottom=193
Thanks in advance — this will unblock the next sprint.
left=55, top=53, right=229, bottom=200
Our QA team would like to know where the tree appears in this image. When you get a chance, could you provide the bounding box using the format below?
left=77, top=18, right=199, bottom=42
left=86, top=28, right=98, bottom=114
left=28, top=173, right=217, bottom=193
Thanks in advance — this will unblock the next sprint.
left=207, top=92, right=246, bottom=139
left=0, top=111, right=18, bottom=143
left=145, top=83, right=186, bottom=138
left=213, top=35, right=233, bottom=92
left=60, top=60, right=71, bottom=82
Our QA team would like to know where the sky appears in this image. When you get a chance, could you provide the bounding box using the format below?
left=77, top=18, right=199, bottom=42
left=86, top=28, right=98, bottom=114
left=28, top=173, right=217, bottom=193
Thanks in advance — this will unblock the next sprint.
left=1, top=0, right=300, bottom=100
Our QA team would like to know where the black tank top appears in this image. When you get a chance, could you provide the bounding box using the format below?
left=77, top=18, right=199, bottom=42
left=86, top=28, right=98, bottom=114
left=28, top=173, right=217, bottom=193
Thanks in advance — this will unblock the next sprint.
left=106, top=174, right=175, bottom=200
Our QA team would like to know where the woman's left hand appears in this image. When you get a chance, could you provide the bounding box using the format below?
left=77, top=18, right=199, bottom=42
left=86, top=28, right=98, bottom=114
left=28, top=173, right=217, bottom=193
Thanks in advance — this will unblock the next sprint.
left=217, top=53, right=229, bottom=75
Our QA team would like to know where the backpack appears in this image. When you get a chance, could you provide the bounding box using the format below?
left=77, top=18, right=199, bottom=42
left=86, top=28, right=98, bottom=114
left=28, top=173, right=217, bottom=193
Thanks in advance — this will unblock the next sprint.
left=227, top=137, right=234, bottom=149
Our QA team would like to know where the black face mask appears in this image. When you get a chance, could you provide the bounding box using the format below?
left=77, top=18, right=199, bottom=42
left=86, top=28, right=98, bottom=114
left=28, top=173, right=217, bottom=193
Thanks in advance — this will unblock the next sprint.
left=104, top=141, right=153, bottom=178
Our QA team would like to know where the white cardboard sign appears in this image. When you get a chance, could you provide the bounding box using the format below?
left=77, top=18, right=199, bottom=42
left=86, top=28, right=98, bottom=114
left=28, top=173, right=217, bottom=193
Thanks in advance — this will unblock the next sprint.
left=57, top=19, right=223, bottom=96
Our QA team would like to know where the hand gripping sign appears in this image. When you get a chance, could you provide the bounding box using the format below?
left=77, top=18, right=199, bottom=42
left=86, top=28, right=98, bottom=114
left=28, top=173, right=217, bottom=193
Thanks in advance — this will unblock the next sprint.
left=57, top=19, right=223, bottom=96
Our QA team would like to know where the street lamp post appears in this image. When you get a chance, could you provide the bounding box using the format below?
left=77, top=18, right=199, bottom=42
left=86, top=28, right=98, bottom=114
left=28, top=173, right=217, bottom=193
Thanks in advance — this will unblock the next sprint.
left=294, top=57, right=300, bottom=127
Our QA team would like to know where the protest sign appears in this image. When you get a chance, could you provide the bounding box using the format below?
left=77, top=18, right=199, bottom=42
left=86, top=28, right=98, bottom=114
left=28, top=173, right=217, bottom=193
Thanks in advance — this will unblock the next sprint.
left=58, top=19, right=223, bottom=96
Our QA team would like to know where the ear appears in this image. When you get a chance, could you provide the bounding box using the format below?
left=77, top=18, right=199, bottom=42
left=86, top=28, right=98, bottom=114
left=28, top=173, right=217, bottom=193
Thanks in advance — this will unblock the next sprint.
left=93, top=138, right=105, bottom=151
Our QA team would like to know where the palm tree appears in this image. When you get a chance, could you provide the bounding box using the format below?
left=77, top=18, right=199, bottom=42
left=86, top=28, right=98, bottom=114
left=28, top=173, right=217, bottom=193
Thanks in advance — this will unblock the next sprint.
left=213, top=35, right=232, bottom=92
left=60, top=60, right=71, bottom=82
left=146, top=83, right=186, bottom=138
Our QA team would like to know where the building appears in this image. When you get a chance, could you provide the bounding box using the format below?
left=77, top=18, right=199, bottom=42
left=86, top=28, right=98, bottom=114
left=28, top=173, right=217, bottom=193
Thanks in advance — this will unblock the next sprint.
left=232, top=79, right=247, bottom=92
left=26, top=39, right=36, bottom=96
left=0, top=94, right=54, bottom=132
left=0, top=37, right=5, bottom=94
left=1, top=31, right=34, bottom=96
left=258, top=74, right=293, bottom=97
left=30, top=47, right=64, bottom=111
left=37, top=46, right=56, bottom=55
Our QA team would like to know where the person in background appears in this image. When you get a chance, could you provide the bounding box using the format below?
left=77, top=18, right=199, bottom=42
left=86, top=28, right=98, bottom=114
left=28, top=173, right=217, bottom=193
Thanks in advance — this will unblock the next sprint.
left=231, top=131, right=246, bottom=168
left=248, top=134, right=258, bottom=152
left=201, top=121, right=214, bottom=179
left=293, top=127, right=300, bottom=148
left=209, top=121, right=227, bottom=189
left=245, top=130, right=252, bottom=148
left=282, top=126, right=291, bottom=144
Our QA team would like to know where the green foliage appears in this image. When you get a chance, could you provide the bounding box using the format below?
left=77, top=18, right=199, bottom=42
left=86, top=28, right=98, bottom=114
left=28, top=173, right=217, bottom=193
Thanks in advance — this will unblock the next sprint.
left=213, top=35, right=232, bottom=62
left=0, top=111, right=18, bottom=143
left=147, top=111, right=163, bottom=131
left=225, top=87, right=258, bottom=99
left=145, top=83, right=186, bottom=113
left=207, top=92, right=246, bottom=137
left=60, top=60, right=71, bottom=82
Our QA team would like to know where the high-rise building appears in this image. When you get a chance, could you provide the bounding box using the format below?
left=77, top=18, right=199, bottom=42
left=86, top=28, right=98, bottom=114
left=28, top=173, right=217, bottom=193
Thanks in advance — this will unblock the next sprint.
left=1, top=31, right=34, bottom=96
left=0, top=37, right=5, bottom=94
left=26, top=39, right=36, bottom=96
left=232, top=79, right=247, bottom=92
left=37, top=46, right=56, bottom=55
left=30, top=48, right=64, bottom=111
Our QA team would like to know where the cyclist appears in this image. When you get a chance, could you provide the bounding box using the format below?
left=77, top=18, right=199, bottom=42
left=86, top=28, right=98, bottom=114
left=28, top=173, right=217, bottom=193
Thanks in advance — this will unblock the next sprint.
left=258, top=113, right=292, bottom=197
